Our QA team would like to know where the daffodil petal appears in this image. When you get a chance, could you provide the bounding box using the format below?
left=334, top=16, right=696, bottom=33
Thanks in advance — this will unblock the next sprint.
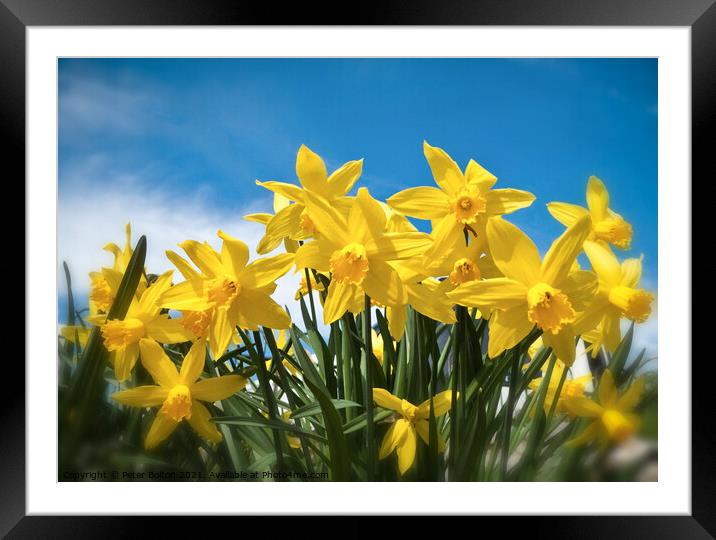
left=386, top=186, right=450, bottom=220
left=180, top=240, right=224, bottom=278
left=294, top=240, right=331, bottom=272
left=166, top=250, right=199, bottom=280
left=620, top=257, right=643, bottom=288
left=373, top=388, right=404, bottom=412
left=218, top=230, right=250, bottom=276
left=417, top=390, right=453, bottom=418
left=487, top=305, right=534, bottom=359
left=179, top=338, right=207, bottom=384
left=386, top=304, right=407, bottom=341
left=379, top=421, right=400, bottom=459
left=541, top=215, right=592, bottom=285
left=448, top=277, right=528, bottom=311
left=303, top=191, right=349, bottom=247
left=562, top=396, right=603, bottom=418
left=465, top=158, right=497, bottom=190
left=542, top=326, right=576, bottom=367
left=547, top=201, right=589, bottom=227
left=139, top=338, right=180, bottom=387
left=192, top=374, right=247, bottom=402
left=423, top=141, right=464, bottom=196
left=325, top=159, right=363, bottom=198
left=617, top=377, right=645, bottom=411
left=113, top=342, right=140, bottom=383
left=567, top=421, right=600, bottom=446
left=240, top=253, right=294, bottom=290
left=144, top=413, right=180, bottom=450
left=112, top=385, right=169, bottom=407
left=414, top=419, right=447, bottom=452
left=485, top=188, right=536, bottom=216
left=159, top=279, right=213, bottom=311
left=365, top=232, right=433, bottom=261
left=235, top=289, right=291, bottom=330
left=583, top=240, right=622, bottom=288
left=362, top=259, right=407, bottom=307
left=598, top=369, right=618, bottom=407
left=486, top=218, right=541, bottom=286
left=255, top=180, right=305, bottom=202
left=243, top=212, right=273, bottom=225
left=296, top=145, right=328, bottom=192
left=396, top=423, right=417, bottom=475
left=586, top=176, right=609, bottom=222
left=138, top=271, right=174, bottom=315
left=187, top=401, right=223, bottom=444
left=560, top=270, right=599, bottom=311
left=322, top=280, right=358, bottom=325
left=265, top=203, right=304, bottom=239
left=145, top=316, right=193, bottom=344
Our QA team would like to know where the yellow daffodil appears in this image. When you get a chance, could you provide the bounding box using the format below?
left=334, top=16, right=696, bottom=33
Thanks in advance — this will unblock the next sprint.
left=159, top=230, right=294, bottom=359
left=294, top=273, right=325, bottom=301
left=59, top=325, right=91, bottom=348
left=254, top=145, right=362, bottom=253
left=373, top=388, right=452, bottom=475
left=246, top=192, right=301, bottom=254
left=92, top=271, right=193, bottom=382
left=547, top=176, right=633, bottom=250
left=387, top=141, right=535, bottom=243
left=293, top=188, right=433, bottom=325
left=562, top=370, right=644, bottom=448
left=576, top=241, right=654, bottom=354
left=89, top=223, right=147, bottom=314
left=448, top=216, right=597, bottom=365
left=281, top=411, right=302, bottom=449
left=264, top=330, right=301, bottom=376
left=371, top=329, right=384, bottom=364
left=112, top=339, right=246, bottom=449
left=528, top=360, right=591, bottom=415
left=381, top=265, right=457, bottom=341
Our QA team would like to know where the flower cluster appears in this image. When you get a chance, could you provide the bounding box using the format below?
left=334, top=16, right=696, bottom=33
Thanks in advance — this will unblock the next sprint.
left=61, top=142, right=654, bottom=477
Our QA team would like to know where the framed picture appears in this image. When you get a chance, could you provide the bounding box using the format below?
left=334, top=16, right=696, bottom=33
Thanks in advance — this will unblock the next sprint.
left=7, top=0, right=705, bottom=534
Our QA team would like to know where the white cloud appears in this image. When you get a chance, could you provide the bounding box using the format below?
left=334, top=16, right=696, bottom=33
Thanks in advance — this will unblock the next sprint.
left=57, top=164, right=309, bottom=325
left=59, top=72, right=160, bottom=136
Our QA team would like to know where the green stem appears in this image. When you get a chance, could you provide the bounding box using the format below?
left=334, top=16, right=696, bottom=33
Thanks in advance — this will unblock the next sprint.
left=363, top=294, right=375, bottom=481
left=252, top=330, right=285, bottom=478
left=304, top=268, right=318, bottom=327
left=500, top=349, right=521, bottom=479
left=340, top=314, right=354, bottom=422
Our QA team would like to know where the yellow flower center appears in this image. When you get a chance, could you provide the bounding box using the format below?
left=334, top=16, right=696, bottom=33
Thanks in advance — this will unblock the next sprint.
left=160, top=385, right=193, bottom=422
left=208, top=277, right=241, bottom=308
left=593, top=217, right=633, bottom=249
left=601, top=409, right=635, bottom=442
left=450, top=189, right=487, bottom=224
left=329, top=243, right=369, bottom=285
left=608, top=286, right=653, bottom=323
left=101, top=318, right=145, bottom=351
left=526, top=282, right=576, bottom=333
left=449, top=257, right=481, bottom=285
left=299, top=210, right=316, bottom=235
left=90, top=276, right=114, bottom=312
left=181, top=310, right=211, bottom=338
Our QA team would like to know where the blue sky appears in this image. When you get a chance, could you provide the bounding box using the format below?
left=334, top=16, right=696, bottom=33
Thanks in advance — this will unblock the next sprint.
left=58, top=58, right=657, bottom=352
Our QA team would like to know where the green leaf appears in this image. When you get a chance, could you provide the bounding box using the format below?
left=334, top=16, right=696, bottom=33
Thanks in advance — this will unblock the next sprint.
left=304, top=378, right=352, bottom=481
left=212, top=415, right=327, bottom=443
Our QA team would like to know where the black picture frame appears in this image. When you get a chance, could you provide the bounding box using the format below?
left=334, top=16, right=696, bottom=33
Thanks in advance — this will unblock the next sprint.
left=5, top=1, right=705, bottom=536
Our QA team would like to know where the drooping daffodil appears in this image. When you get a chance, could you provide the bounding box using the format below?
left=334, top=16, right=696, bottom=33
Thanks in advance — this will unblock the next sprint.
left=373, top=388, right=452, bottom=475
left=547, top=176, right=633, bottom=250
left=112, top=339, right=246, bottom=449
